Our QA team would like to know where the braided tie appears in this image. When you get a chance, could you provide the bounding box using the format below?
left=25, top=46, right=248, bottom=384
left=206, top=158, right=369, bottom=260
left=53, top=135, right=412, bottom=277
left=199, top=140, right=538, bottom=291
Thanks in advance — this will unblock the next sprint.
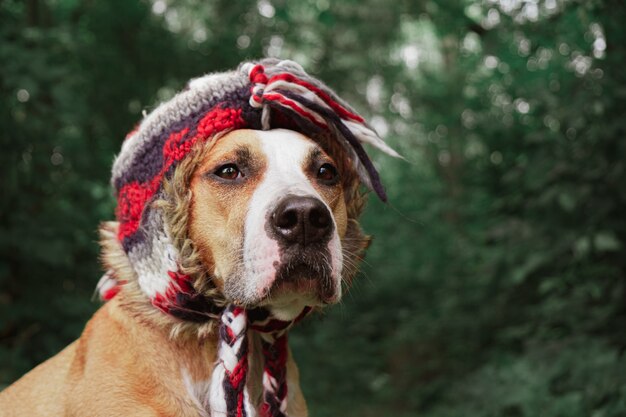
left=259, top=334, right=289, bottom=417
left=210, top=306, right=253, bottom=417
left=209, top=305, right=311, bottom=417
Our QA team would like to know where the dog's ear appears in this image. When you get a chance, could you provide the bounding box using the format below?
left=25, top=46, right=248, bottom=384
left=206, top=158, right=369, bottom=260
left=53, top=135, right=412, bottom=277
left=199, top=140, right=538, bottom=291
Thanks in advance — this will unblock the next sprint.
left=158, top=140, right=224, bottom=301
left=99, top=221, right=136, bottom=282
left=310, top=131, right=372, bottom=286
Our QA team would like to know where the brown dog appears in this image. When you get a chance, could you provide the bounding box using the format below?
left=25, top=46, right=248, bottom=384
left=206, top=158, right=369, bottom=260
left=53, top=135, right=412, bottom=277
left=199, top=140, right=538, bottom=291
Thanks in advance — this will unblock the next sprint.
left=0, top=58, right=397, bottom=416
left=0, top=129, right=370, bottom=416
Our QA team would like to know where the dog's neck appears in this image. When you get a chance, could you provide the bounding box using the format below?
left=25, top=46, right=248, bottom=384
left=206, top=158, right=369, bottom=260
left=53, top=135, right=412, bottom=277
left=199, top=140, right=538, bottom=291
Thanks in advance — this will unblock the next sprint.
left=103, top=294, right=268, bottom=413
left=106, top=278, right=308, bottom=417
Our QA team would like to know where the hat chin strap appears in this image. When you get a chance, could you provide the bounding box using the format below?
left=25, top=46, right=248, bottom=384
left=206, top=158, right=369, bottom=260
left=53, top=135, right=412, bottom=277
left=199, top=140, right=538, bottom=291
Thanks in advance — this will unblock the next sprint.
left=209, top=305, right=311, bottom=417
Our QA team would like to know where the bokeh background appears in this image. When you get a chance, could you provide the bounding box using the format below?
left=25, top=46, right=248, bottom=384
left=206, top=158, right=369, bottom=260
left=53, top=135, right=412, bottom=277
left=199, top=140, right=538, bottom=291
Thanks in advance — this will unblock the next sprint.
left=2, top=0, right=625, bottom=415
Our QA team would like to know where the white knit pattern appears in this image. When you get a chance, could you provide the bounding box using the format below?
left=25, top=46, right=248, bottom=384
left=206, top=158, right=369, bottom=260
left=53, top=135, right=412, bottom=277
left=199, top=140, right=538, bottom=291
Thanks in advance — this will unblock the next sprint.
left=126, top=209, right=178, bottom=298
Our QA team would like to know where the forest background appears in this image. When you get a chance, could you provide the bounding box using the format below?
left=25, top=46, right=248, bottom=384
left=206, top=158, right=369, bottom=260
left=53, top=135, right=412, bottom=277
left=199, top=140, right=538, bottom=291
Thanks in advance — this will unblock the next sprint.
left=2, top=0, right=625, bottom=416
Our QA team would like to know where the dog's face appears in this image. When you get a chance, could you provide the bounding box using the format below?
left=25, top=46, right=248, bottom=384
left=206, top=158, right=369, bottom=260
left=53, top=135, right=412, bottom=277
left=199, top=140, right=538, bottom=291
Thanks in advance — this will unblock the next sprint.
left=189, top=129, right=349, bottom=320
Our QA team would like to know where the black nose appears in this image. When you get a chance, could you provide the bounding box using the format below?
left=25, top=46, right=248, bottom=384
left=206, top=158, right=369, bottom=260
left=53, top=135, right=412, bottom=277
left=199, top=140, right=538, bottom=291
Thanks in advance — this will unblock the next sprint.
left=271, top=196, right=334, bottom=245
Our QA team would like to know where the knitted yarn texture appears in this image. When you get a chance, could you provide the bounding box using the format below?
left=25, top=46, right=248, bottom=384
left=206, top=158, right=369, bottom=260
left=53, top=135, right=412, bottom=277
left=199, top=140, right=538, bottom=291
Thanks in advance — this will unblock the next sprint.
left=100, top=58, right=397, bottom=416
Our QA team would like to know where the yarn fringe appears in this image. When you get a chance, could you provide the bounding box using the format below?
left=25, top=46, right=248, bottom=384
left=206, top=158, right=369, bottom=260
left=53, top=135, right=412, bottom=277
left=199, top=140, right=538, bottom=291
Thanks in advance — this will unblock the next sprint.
left=241, top=61, right=401, bottom=202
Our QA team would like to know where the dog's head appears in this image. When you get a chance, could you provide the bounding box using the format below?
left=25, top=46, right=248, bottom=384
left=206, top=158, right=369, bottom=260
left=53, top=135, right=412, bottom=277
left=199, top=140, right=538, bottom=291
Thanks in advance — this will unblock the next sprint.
left=186, top=129, right=365, bottom=320
left=101, top=59, right=397, bottom=326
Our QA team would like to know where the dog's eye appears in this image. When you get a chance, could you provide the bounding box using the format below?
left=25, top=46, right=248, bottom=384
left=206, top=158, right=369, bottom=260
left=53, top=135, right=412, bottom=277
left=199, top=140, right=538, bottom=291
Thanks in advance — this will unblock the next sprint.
left=214, top=164, right=243, bottom=180
left=317, top=163, right=339, bottom=184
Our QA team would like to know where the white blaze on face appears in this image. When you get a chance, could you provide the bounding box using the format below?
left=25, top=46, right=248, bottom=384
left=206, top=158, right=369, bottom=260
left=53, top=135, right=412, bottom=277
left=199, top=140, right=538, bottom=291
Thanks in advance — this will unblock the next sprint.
left=242, top=129, right=343, bottom=318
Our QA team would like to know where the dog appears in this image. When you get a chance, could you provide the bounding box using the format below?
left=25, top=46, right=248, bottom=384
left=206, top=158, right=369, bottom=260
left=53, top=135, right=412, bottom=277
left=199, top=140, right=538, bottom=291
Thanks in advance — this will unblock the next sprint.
left=0, top=59, right=395, bottom=416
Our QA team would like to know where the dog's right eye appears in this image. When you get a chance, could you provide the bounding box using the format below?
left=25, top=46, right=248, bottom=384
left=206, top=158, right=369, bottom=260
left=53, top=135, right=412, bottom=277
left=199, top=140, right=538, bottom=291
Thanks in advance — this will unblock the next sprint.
left=317, top=163, right=339, bottom=185
left=214, top=164, right=243, bottom=180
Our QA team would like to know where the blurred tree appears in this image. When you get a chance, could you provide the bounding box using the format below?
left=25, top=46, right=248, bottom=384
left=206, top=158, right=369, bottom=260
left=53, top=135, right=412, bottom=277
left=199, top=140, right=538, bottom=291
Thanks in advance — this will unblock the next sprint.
left=1, top=0, right=625, bottom=416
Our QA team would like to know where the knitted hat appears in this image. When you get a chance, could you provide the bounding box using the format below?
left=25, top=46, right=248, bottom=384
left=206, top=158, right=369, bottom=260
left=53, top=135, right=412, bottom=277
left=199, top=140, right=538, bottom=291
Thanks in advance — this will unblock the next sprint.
left=101, top=58, right=398, bottom=416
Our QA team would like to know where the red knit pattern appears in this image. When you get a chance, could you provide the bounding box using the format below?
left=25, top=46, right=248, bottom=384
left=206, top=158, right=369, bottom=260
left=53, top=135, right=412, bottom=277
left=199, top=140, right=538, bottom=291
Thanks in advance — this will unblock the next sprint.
left=197, top=107, right=244, bottom=138
left=116, top=181, right=156, bottom=239
left=116, top=107, right=244, bottom=241
left=162, top=127, right=191, bottom=161
left=151, top=271, right=193, bottom=314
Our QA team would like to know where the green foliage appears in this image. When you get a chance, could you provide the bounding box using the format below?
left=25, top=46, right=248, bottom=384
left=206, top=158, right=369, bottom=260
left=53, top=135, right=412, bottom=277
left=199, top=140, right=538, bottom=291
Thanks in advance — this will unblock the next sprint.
left=1, top=0, right=625, bottom=415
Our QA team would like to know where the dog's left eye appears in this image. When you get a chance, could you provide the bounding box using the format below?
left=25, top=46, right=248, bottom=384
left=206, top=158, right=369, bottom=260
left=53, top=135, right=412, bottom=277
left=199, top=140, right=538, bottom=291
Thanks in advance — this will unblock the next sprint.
left=214, top=164, right=243, bottom=180
left=317, top=163, right=339, bottom=184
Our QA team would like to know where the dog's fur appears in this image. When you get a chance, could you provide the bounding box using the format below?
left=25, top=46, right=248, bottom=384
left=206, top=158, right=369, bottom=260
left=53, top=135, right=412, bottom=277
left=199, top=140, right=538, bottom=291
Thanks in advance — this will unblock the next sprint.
left=0, top=129, right=370, bottom=416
